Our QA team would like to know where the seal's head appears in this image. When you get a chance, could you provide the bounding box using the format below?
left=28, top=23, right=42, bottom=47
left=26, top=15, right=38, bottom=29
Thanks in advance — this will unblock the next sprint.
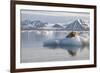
left=66, top=32, right=80, bottom=38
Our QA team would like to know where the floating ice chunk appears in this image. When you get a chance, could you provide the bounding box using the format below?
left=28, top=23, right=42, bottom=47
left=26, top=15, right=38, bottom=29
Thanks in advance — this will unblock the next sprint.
left=59, top=38, right=83, bottom=46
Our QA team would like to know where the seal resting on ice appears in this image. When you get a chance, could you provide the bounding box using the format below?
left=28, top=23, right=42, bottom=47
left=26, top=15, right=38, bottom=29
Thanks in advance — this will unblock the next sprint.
left=43, top=32, right=89, bottom=47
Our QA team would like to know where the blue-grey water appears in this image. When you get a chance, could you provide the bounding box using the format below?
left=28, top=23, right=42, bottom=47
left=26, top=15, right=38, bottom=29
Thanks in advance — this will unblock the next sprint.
left=20, top=30, right=89, bottom=63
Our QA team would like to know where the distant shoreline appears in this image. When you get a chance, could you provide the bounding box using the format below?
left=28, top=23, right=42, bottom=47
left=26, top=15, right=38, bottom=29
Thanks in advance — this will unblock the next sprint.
left=21, top=29, right=89, bottom=32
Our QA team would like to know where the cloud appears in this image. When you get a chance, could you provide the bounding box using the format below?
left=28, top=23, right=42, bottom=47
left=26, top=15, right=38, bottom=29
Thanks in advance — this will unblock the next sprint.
left=21, top=10, right=90, bottom=17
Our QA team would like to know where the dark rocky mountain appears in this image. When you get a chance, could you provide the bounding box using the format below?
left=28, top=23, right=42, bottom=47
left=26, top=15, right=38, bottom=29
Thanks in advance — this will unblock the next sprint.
left=52, top=24, right=64, bottom=28
left=65, top=19, right=89, bottom=31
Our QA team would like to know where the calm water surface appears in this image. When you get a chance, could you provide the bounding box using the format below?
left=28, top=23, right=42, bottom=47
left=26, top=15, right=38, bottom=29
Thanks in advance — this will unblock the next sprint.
left=20, top=30, right=89, bottom=63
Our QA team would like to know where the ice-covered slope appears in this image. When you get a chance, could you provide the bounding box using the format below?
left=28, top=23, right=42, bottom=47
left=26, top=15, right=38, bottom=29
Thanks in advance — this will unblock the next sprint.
left=65, top=19, right=89, bottom=31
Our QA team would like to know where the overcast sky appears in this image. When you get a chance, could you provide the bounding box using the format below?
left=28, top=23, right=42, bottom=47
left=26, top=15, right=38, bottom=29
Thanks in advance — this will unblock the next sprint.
left=21, top=10, right=90, bottom=24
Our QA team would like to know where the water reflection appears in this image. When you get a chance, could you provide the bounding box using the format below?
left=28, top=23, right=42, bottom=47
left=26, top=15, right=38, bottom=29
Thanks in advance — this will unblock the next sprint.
left=21, top=30, right=89, bottom=62
left=21, top=30, right=69, bottom=48
left=43, top=43, right=89, bottom=56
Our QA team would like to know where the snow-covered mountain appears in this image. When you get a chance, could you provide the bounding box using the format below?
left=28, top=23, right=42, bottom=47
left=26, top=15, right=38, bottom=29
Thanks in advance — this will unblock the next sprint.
left=65, top=19, right=89, bottom=31
left=31, top=20, right=48, bottom=28
left=52, top=24, right=64, bottom=28
left=21, top=20, right=48, bottom=30
left=21, top=19, right=89, bottom=31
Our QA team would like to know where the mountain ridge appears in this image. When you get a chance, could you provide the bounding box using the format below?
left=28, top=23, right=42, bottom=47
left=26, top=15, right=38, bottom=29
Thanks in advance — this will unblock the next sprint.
left=21, top=19, right=89, bottom=31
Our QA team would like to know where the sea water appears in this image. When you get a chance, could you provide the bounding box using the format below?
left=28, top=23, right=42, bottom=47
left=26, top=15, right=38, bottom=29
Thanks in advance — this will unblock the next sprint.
left=20, top=30, right=89, bottom=63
